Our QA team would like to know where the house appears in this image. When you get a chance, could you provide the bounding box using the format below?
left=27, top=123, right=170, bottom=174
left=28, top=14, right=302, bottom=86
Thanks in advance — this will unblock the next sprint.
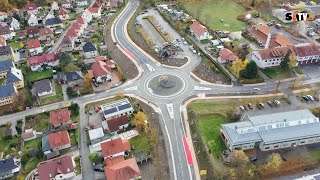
left=21, top=129, right=37, bottom=142
left=17, top=31, right=26, bottom=40
left=37, top=155, right=76, bottom=180
left=42, top=130, right=71, bottom=155
left=0, top=84, right=17, bottom=107
left=58, top=8, right=69, bottom=21
left=62, top=0, right=72, bottom=9
left=105, top=157, right=141, bottom=180
left=26, top=26, right=40, bottom=38
left=6, top=68, right=24, bottom=89
left=220, top=109, right=320, bottom=151
left=60, top=36, right=74, bottom=52
left=0, top=45, right=14, bottom=61
left=102, top=115, right=130, bottom=134
left=11, top=8, right=20, bottom=16
left=71, top=23, right=83, bottom=36
left=0, top=12, right=8, bottom=22
left=0, top=35, right=6, bottom=46
left=77, top=0, right=88, bottom=7
left=0, top=157, right=21, bottom=179
left=45, top=12, right=55, bottom=21
left=81, top=9, right=92, bottom=23
left=251, top=46, right=293, bottom=68
left=0, top=59, right=14, bottom=79
left=34, top=79, right=53, bottom=97
left=293, top=43, right=320, bottom=65
left=248, top=25, right=293, bottom=48
left=100, top=98, right=134, bottom=120
left=83, top=42, right=98, bottom=58
left=50, top=108, right=72, bottom=128
left=51, top=0, right=60, bottom=11
left=27, top=39, right=43, bottom=56
left=28, top=52, right=60, bottom=71
left=189, top=21, right=209, bottom=41
left=88, top=127, right=105, bottom=141
left=25, top=2, right=38, bottom=15
left=100, top=137, right=131, bottom=158
left=89, top=7, right=102, bottom=18
left=217, top=48, right=238, bottom=64
left=90, top=60, right=112, bottom=83
left=76, top=17, right=87, bottom=29
left=45, top=17, right=63, bottom=29
left=58, top=71, right=83, bottom=87
left=0, top=26, right=14, bottom=40
left=10, top=18, right=20, bottom=31
left=39, top=28, right=54, bottom=42
left=27, top=14, right=38, bottom=27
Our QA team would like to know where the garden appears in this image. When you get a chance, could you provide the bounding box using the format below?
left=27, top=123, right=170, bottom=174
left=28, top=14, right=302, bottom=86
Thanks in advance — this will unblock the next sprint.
left=25, top=112, right=50, bottom=132
left=40, top=84, right=63, bottom=105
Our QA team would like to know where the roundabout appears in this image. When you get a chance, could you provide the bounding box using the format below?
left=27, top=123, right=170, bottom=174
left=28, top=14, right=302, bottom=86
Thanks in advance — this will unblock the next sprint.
left=145, top=73, right=187, bottom=98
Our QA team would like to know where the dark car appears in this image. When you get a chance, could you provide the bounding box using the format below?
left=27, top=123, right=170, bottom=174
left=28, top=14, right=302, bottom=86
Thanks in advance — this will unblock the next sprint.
left=248, top=103, right=253, bottom=109
left=258, top=103, right=265, bottom=108
left=93, top=164, right=104, bottom=172
left=303, top=96, right=309, bottom=101
left=250, top=156, right=258, bottom=162
left=267, top=101, right=273, bottom=107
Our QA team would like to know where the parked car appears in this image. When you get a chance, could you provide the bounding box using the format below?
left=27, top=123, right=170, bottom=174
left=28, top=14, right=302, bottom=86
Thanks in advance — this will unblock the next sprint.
left=253, top=88, right=261, bottom=91
left=258, top=103, right=265, bottom=108
left=93, top=82, right=99, bottom=87
left=275, top=24, right=281, bottom=28
left=267, top=101, right=273, bottom=107
left=274, top=100, right=281, bottom=106
left=183, top=41, right=187, bottom=45
left=303, top=96, right=310, bottom=101
left=250, top=156, right=258, bottom=162
left=307, top=95, right=315, bottom=101
left=267, top=22, right=273, bottom=26
left=111, top=83, right=119, bottom=88
left=248, top=103, right=253, bottom=109
left=93, top=164, right=104, bottom=172
left=239, top=106, right=245, bottom=111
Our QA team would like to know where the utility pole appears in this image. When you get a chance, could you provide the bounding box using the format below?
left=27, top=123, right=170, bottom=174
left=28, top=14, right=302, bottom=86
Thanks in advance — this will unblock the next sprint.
left=276, top=80, right=281, bottom=92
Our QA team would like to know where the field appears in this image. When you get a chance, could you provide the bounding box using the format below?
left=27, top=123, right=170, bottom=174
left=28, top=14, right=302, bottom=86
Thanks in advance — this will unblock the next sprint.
left=183, top=0, right=247, bottom=31
left=262, top=67, right=293, bottom=80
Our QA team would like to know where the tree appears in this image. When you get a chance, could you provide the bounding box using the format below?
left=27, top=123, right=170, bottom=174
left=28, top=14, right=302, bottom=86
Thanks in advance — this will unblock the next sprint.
left=62, top=63, right=80, bottom=73
left=117, top=66, right=125, bottom=81
left=228, top=150, right=249, bottom=167
left=280, top=50, right=290, bottom=69
left=12, top=13, right=20, bottom=21
left=291, top=76, right=302, bottom=89
left=133, top=111, right=148, bottom=132
left=88, top=153, right=99, bottom=164
left=289, top=52, right=297, bottom=68
left=59, top=53, right=73, bottom=67
left=115, top=93, right=125, bottom=100
left=66, top=87, right=77, bottom=98
left=240, top=61, right=258, bottom=79
left=83, top=73, right=92, bottom=89
left=231, top=59, right=248, bottom=78
left=262, top=153, right=282, bottom=173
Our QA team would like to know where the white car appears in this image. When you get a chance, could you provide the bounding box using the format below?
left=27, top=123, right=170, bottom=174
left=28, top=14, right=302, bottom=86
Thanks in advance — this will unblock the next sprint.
left=192, top=50, right=196, bottom=54
left=274, top=100, right=281, bottom=106
left=253, top=88, right=260, bottom=91
left=307, top=95, right=315, bottom=101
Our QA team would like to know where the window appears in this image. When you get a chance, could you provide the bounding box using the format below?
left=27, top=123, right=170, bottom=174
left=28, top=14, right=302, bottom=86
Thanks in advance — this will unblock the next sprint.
left=274, top=145, right=279, bottom=148
left=300, top=141, right=305, bottom=144
left=265, top=147, right=270, bottom=150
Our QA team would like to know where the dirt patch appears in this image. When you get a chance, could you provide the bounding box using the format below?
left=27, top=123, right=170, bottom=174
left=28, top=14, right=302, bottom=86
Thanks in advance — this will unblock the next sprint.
left=193, top=59, right=231, bottom=84
left=129, top=17, right=187, bottom=67
left=104, top=29, right=138, bottom=81
left=132, top=98, right=170, bottom=179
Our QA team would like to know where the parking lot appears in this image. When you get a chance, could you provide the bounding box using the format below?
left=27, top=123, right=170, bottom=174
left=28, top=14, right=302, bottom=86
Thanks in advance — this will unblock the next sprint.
left=300, top=64, right=320, bottom=79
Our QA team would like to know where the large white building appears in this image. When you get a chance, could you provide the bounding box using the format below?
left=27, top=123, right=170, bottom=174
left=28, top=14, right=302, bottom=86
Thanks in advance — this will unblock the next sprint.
left=221, top=109, right=320, bottom=151
left=294, top=43, right=320, bottom=65
left=100, top=98, right=134, bottom=120
left=251, top=46, right=292, bottom=68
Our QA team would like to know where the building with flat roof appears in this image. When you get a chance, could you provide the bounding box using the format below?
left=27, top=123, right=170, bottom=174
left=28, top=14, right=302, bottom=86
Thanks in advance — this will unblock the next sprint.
left=220, top=109, right=320, bottom=151
left=100, top=98, right=134, bottom=120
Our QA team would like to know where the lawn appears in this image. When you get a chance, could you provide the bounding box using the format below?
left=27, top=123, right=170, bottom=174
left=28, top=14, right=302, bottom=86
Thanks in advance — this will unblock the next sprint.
left=129, top=133, right=151, bottom=153
left=310, top=149, right=320, bottom=161
left=183, top=0, right=247, bottom=31
left=22, top=65, right=53, bottom=83
left=69, top=130, right=78, bottom=146
left=0, top=134, right=21, bottom=155
left=25, top=112, right=50, bottom=132
left=0, top=78, right=4, bottom=85
left=40, top=84, right=63, bottom=105
left=262, top=67, right=293, bottom=80
left=9, top=40, right=24, bottom=50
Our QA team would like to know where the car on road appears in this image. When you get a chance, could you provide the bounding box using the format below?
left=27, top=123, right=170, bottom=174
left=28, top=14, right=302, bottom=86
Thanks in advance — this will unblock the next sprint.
left=303, top=96, right=309, bottom=101
left=239, top=106, right=245, bottom=111
left=111, top=83, right=119, bottom=88
left=267, top=101, right=273, bottom=107
left=192, top=50, right=197, bottom=54
left=307, top=95, right=315, bottom=101
left=267, top=22, right=273, bottom=26
left=248, top=103, right=253, bottom=109
left=258, top=103, right=265, bottom=108
left=249, top=156, right=258, bottom=162
left=274, top=100, right=281, bottom=106
left=93, top=164, right=104, bottom=172
left=253, top=88, right=261, bottom=91
left=183, top=41, right=187, bottom=45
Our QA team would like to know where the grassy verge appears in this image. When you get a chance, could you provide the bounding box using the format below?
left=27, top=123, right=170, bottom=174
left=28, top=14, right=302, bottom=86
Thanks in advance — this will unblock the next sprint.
left=40, top=84, right=63, bottom=105
left=262, top=67, right=293, bottom=80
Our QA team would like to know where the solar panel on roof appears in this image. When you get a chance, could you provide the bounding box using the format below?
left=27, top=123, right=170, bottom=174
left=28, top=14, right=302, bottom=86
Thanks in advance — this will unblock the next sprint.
left=118, top=103, right=131, bottom=111
left=104, top=107, right=117, bottom=115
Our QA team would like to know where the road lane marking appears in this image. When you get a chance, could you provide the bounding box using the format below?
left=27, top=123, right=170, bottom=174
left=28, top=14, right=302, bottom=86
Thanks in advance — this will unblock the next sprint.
left=146, top=64, right=155, bottom=71
left=166, top=103, right=174, bottom=119
left=183, top=136, right=193, bottom=165
left=194, top=86, right=212, bottom=91
left=124, top=86, right=137, bottom=91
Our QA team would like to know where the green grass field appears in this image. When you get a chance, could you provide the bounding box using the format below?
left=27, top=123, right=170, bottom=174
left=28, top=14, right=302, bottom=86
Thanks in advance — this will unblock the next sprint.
left=183, top=0, right=247, bottom=31
left=262, top=67, right=293, bottom=80
left=129, top=133, right=150, bottom=153
left=40, top=84, right=63, bottom=105
left=22, top=65, right=53, bottom=83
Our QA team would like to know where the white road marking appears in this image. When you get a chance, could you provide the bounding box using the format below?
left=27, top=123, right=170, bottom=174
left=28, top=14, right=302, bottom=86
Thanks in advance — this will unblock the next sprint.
left=166, top=103, right=174, bottom=119
left=146, top=64, right=155, bottom=71
left=194, top=86, right=212, bottom=91
left=124, top=86, right=138, bottom=91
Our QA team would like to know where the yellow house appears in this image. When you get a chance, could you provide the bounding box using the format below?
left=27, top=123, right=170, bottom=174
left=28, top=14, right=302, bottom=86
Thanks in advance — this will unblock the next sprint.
left=6, top=68, right=24, bottom=89
left=0, top=59, right=15, bottom=79
left=0, top=84, right=17, bottom=106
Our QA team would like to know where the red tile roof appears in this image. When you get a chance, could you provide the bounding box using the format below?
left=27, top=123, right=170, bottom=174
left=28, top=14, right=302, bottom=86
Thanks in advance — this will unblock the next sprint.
left=0, top=12, right=7, bottom=16
left=95, top=56, right=107, bottom=61
left=11, top=8, right=20, bottom=15
left=0, top=35, right=5, bottom=46
left=257, top=46, right=293, bottom=60
left=48, top=130, right=70, bottom=149
left=71, top=23, right=81, bottom=30
left=92, top=1, right=101, bottom=8
left=26, top=26, right=40, bottom=35
left=27, top=39, right=41, bottom=49
left=58, top=8, right=69, bottom=15
left=76, top=17, right=85, bottom=25
left=50, top=108, right=71, bottom=125
left=107, top=115, right=129, bottom=133
left=101, top=138, right=131, bottom=157
left=91, top=61, right=112, bottom=79
left=37, top=155, right=75, bottom=180
left=294, top=43, right=320, bottom=57
left=189, top=21, right=208, bottom=37
left=25, top=3, right=37, bottom=10
left=105, top=156, right=124, bottom=167
left=28, top=52, right=60, bottom=66
left=66, top=28, right=77, bottom=37
left=22, top=130, right=35, bottom=139
left=39, top=27, right=53, bottom=36
left=89, top=7, right=100, bottom=14
left=104, top=158, right=141, bottom=180
left=219, top=48, right=238, bottom=61
left=61, top=36, right=73, bottom=45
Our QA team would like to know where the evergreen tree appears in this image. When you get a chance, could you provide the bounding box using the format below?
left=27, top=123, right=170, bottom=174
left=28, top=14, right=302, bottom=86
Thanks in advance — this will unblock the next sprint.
left=280, top=50, right=291, bottom=69
left=241, top=61, right=258, bottom=79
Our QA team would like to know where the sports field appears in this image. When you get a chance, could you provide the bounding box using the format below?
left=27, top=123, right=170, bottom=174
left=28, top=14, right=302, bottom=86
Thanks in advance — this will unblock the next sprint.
left=183, top=0, right=247, bottom=31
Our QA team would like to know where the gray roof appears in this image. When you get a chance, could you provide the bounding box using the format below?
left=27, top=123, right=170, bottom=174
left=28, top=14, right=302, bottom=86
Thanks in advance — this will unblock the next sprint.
left=66, top=71, right=83, bottom=82
left=0, top=158, right=18, bottom=176
left=34, top=79, right=52, bottom=94
left=305, top=5, right=320, bottom=15
left=83, top=42, right=97, bottom=53
left=221, top=109, right=320, bottom=145
left=42, top=135, right=51, bottom=152
left=0, top=60, right=14, bottom=72
left=0, top=46, right=12, bottom=56
left=6, top=69, right=22, bottom=84
left=0, top=84, right=16, bottom=99
left=45, top=17, right=63, bottom=26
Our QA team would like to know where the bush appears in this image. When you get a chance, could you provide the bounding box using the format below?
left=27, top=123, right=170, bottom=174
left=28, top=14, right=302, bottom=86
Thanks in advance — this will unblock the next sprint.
left=240, top=77, right=264, bottom=84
